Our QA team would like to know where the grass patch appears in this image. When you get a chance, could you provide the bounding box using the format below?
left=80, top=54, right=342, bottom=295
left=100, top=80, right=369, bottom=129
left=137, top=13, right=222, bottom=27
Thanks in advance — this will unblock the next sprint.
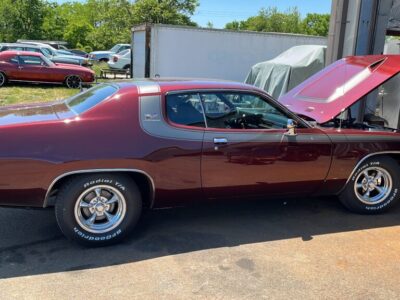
left=0, top=84, right=79, bottom=106
left=0, top=62, right=120, bottom=106
left=91, top=62, right=109, bottom=78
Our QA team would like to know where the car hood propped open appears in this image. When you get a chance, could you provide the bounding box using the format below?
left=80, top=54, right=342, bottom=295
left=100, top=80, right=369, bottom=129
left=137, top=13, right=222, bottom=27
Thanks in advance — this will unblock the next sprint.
left=279, top=55, right=400, bottom=124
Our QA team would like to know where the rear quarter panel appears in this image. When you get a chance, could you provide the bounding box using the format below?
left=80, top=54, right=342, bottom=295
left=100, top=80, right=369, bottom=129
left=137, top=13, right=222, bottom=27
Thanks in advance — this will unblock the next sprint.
left=0, top=85, right=202, bottom=207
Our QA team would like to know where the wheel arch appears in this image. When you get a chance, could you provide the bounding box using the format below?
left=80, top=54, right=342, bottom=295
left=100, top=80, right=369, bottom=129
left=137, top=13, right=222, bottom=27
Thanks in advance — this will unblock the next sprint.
left=0, top=70, right=7, bottom=80
left=44, top=169, right=155, bottom=209
left=343, top=151, right=400, bottom=190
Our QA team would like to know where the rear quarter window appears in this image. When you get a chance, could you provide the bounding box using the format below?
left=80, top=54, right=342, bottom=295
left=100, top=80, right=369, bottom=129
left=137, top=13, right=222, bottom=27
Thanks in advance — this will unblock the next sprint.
left=66, top=84, right=118, bottom=114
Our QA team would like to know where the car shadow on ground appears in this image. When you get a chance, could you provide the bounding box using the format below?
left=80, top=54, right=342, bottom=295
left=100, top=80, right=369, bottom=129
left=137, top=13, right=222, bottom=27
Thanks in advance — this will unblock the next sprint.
left=0, top=196, right=399, bottom=279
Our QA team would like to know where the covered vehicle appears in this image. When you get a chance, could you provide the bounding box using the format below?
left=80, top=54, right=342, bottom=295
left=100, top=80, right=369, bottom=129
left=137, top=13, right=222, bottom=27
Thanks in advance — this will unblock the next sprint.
left=245, top=45, right=326, bottom=99
left=0, top=51, right=95, bottom=88
left=89, top=44, right=131, bottom=62
left=1, top=56, right=400, bottom=246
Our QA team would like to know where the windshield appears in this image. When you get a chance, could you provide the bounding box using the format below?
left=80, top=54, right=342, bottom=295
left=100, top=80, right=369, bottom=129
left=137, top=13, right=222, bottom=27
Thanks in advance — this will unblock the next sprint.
left=118, top=49, right=130, bottom=56
left=41, top=48, right=53, bottom=57
left=66, top=84, right=119, bottom=114
left=109, top=45, right=120, bottom=52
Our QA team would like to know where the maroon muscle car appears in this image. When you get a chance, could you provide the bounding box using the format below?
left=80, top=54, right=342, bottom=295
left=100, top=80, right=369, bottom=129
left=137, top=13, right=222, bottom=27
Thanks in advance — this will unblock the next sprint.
left=1, top=55, right=400, bottom=246
left=0, top=51, right=95, bottom=88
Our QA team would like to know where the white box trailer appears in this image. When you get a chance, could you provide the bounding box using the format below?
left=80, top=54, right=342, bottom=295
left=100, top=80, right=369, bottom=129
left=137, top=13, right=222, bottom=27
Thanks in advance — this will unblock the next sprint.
left=131, top=24, right=327, bottom=82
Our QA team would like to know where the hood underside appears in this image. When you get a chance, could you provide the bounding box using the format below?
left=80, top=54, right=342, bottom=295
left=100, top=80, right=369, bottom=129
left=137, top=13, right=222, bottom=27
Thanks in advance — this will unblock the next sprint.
left=279, top=55, right=400, bottom=124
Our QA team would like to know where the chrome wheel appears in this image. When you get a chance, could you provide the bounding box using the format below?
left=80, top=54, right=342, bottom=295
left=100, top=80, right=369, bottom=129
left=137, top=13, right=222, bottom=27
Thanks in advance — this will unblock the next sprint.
left=66, top=75, right=82, bottom=89
left=74, top=185, right=127, bottom=234
left=0, top=73, right=5, bottom=87
left=354, top=167, right=392, bottom=205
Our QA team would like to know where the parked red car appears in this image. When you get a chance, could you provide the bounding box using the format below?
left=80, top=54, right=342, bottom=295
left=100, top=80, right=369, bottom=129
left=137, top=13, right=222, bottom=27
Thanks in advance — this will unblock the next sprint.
left=0, top=51, right=95, bottom=88
left=1, top=55, right=400, bottom=246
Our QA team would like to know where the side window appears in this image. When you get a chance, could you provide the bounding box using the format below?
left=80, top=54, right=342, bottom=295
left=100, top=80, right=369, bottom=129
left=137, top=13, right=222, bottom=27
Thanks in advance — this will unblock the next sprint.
left=200, top=92, right=290, bottom=130
left=9, top=46, right=24, bottom=51
left=41, top=48, right=52, bottom=57
left=19, top=55, right=43, bottom=66
left=26, top=47, right=40, bottom=53
left=9, top=56, right=19, bottom=64
left=166, top=93, right=206, bottom=128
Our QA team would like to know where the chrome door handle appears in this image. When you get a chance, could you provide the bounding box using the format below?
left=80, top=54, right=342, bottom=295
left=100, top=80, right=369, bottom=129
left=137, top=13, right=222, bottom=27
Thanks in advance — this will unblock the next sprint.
left=213, top=137, right=228, bottom=145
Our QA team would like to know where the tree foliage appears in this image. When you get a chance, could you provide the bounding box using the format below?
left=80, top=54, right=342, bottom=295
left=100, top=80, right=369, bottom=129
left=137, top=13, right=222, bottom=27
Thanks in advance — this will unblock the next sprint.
left=0, top=0, right=199, bottom=49
left=301, top=13, right=330, bottom=36
left=0, top=0, right=47, bottom=41
left=225, top=7, right=330, bottom=37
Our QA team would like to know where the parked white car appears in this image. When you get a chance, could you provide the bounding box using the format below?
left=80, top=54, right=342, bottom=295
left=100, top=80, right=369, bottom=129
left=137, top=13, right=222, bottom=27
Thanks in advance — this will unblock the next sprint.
left=90, top=44, right=130, bottom=62
left=107, top=49, right=131, bottom=70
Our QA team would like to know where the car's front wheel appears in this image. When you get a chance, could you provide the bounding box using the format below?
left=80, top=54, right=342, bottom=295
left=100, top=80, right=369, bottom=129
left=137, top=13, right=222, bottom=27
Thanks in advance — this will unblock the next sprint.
left=65, top=75, right=82, bottom=89
left=339, top=156, right=400, bottom=214
left=55, top=174, right=142, bottom=246
left=0, top=72, right=7, bottom=87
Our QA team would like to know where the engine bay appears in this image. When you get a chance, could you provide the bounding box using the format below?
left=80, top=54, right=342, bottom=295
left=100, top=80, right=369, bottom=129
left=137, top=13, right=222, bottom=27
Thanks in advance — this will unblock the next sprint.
left=318, top=109, right=398, bottom=132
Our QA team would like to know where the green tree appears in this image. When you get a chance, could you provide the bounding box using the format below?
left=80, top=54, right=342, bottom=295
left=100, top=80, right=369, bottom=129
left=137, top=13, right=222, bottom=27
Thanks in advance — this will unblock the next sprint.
left=225, top=7, right=330, bottom=37
left=41, top=3, right=69, bottom=41
left=0, top=0, right=199, bottom=49
left=225, top=20, right=240, bottom=30
left=0, top=0, right=46, bottom=42
left=132, top=0, right=198, bottom=26
left=301, top=13, right=330, bottom=36
left=64, top=22, right=94, bottom=48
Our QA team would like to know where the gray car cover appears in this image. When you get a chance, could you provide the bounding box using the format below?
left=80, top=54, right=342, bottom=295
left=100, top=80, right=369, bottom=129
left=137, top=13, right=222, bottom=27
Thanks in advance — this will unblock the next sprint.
left=245, top=45, right=326, bottom=99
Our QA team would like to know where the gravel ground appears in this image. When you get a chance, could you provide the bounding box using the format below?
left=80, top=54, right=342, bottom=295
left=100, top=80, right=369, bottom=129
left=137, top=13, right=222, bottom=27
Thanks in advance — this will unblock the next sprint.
left=0, top=196, right=399, bottom=299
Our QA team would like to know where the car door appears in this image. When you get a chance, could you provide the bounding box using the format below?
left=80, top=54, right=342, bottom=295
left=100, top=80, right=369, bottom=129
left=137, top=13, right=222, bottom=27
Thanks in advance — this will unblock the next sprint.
left=18, top=55, right=49, bottom=82
left=4, top=55, right=21, bottom=80
left=200, top=91, right=333, bottom=199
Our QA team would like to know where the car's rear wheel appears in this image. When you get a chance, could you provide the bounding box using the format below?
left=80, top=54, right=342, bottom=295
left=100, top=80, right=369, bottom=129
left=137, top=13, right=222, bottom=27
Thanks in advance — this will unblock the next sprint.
left=55, top=174, right=142, bottom=246
left=99, top=58, right=109, bottom=63
left=0, top=72, right=7, bottom=87
left=339, top=156, right=400, bottom=214
left=65, top=75, right=82, bottom=89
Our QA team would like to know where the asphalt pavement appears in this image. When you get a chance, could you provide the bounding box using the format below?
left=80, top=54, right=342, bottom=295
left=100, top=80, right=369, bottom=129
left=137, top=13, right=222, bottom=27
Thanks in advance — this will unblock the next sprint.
left=0, top=196, right=399, bottom=299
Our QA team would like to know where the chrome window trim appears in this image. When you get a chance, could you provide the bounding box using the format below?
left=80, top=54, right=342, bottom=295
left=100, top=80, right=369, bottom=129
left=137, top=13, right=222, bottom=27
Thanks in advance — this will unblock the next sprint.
left=165, top=92, right=207, bottom=128
left=43, top=169, right=155, bottom=208
left=165, top=89, right=311, bottom=129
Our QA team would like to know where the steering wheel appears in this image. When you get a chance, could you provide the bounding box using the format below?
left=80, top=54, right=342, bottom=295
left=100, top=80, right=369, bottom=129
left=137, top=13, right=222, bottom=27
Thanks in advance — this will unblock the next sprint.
left=225, top=114, right=264, bottom=129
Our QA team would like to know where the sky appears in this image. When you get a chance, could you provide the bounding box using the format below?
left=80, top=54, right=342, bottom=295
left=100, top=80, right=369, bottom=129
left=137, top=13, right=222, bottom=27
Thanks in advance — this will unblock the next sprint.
left=192, top=0, right=332, bottom=28
left=55, top=0, right=332, bottom=28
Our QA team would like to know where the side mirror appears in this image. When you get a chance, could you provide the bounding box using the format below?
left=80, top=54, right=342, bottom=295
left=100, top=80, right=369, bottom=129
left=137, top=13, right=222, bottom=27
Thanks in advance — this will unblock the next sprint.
left=285, top=119, right=297, bottom=136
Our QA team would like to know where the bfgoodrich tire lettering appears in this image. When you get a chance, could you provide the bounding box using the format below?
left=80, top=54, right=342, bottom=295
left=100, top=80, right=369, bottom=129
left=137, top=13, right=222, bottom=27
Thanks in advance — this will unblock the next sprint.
left=55, top=174, right=142, bottom=246
left=339, top=156, right=400, bottom=214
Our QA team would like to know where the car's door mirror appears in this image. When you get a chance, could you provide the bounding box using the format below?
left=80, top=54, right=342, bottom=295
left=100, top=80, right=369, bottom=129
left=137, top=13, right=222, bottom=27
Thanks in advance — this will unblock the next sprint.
left=285, top=119, right=297, bottom=136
